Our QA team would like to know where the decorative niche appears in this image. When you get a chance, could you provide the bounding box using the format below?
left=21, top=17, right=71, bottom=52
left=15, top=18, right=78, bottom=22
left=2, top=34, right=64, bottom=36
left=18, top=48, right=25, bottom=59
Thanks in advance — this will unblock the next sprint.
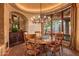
left=9, top=12, right=27, bottom=47
left=9, top=12, right=27, bottom=32
left=9, top=13, right=20, bottom=32
left=12, top=15, right=19, bottom=32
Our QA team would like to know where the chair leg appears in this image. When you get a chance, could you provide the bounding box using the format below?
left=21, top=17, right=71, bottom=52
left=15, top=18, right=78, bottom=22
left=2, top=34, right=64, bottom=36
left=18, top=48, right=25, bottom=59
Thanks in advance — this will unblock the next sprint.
left=60, top=46, right=63, bottom=56
left=24, top=50, right=27, bottom=56
left=59, top=50, right=61, bottom=56
left=52, top=52, right=56, bottom=56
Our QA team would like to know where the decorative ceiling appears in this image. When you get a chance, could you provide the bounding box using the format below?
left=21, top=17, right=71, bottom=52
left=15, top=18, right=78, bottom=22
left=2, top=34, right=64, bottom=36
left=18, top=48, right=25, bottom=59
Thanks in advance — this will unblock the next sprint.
left=11, top=3, right=70, bottom=14
left=16, top=3, right=57, bottom=11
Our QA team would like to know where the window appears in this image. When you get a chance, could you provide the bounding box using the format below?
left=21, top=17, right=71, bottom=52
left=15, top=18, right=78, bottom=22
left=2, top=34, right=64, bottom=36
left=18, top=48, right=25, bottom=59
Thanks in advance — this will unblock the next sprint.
left=63, top=9, right=71, bottom=41
left=52, top=13, right=62, bottom=33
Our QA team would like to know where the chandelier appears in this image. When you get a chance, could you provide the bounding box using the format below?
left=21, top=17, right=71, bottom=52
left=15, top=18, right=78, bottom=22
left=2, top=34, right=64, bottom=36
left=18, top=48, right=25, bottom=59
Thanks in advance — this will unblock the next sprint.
left=31, top=4, right=51, bottom=24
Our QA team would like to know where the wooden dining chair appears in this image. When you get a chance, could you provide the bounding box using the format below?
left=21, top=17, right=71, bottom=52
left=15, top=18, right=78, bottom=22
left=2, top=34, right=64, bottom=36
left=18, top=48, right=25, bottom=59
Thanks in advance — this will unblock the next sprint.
left=25, top=42, right=35, bottom=56
left=25, top=41, right=41, bottom=56
left=48, top=32, right=63, bottom=56
left=24, top=34, right=41, bottom=56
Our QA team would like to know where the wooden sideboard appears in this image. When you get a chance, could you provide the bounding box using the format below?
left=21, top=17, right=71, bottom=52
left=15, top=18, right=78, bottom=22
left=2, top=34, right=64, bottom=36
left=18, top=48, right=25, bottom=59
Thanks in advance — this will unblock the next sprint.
left=9, top=31, right=24, bottom=47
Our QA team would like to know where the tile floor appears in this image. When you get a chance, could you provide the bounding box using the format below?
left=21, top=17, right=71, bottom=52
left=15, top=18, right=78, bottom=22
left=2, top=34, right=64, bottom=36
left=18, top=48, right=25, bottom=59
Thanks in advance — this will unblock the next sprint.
left=4, top=43, right=79, bottom=56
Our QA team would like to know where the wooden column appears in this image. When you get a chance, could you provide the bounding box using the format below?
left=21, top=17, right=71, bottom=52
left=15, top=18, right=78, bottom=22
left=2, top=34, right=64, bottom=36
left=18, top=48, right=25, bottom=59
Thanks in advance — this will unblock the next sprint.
left=0, top=4, right=4, bottom=46
left=61, top=12, right=64, bottom=33
left=50, top=15, right=53, bottom=40
left=41, top=21, right=44, bottom=37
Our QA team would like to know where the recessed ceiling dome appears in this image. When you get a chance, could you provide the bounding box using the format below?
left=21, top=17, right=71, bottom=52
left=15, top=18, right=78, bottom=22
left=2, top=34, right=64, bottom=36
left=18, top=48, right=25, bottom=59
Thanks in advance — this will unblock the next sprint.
left=13, top=3, right=70, bottom=14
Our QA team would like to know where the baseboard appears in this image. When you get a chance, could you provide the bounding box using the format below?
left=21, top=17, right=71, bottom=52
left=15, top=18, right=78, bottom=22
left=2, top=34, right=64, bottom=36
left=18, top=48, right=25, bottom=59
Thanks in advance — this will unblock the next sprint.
left=0, top=44, right=7, bottom=56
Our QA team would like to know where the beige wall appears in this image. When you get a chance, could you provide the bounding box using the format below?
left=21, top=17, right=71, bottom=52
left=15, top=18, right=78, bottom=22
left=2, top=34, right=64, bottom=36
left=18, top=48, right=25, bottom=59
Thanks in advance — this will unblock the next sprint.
left=28, top=18, right=41, bottom=34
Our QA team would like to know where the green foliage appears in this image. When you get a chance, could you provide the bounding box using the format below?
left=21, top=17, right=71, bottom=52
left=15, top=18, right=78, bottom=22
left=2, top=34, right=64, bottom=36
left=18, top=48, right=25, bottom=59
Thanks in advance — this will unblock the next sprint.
left=12, top=23, right=19, bottom=32
left=12, top=27, right=18, bottom=32
left=44, top=22, right=51, bottom=29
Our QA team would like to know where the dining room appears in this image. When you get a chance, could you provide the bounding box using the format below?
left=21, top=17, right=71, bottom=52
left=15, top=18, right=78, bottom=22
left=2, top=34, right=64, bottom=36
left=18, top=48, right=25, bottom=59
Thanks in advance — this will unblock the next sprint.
left=0, top=3, right=79, bottom=56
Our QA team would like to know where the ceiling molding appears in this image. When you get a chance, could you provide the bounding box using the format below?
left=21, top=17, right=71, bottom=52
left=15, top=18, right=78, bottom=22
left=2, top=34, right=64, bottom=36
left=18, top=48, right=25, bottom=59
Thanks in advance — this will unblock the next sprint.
left=10, top=3, right=71, bottom=14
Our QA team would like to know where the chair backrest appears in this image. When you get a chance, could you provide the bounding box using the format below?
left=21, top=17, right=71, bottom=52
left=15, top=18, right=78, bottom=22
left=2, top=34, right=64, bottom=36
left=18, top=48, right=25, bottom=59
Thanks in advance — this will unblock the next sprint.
left=35, top=31, right=41, bottom=38
left=24, top=34, right=36, bottom=40
left=55, top=32, right=63, bottom=39
left=54, top=32, right=64, bottom=45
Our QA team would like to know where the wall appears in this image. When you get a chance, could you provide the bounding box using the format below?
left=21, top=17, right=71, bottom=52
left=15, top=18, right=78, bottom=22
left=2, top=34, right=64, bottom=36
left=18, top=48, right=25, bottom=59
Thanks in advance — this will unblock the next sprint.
left=28, top=18, right=41, bottom=34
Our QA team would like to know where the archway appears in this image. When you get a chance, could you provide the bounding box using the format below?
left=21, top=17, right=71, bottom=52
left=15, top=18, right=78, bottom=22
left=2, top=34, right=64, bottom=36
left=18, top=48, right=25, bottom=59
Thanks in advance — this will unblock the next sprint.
left=9, top=11, right=28, bottom=47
